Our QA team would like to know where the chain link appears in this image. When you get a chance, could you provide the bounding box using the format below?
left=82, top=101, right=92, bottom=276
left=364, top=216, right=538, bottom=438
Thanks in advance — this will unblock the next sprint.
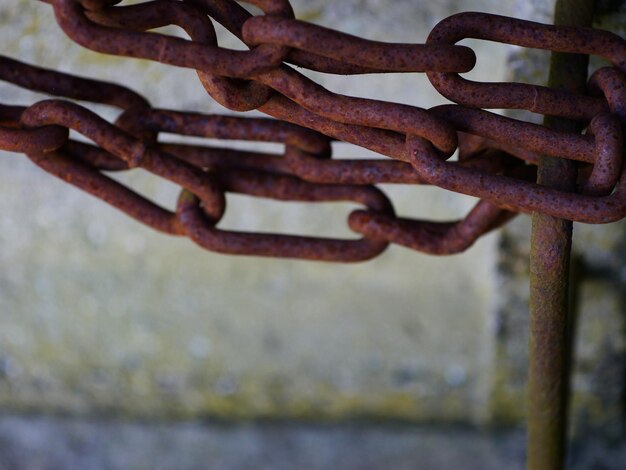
left=1, top=0, right=625, bottom=260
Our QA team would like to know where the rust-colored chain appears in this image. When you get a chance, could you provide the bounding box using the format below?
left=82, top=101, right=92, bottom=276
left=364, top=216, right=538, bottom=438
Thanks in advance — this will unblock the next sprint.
left=1, top=56, right=517, bottom=260
left=1, top=0, right=625, bottom=261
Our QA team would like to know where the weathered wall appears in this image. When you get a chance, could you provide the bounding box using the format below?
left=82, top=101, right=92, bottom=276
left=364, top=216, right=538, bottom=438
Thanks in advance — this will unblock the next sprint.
left=0, top=0, right=623, bottom=437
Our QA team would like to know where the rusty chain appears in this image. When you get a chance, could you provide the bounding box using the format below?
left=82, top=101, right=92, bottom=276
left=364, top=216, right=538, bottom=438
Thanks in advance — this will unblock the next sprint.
left=0, top=0, right=625, bottom=261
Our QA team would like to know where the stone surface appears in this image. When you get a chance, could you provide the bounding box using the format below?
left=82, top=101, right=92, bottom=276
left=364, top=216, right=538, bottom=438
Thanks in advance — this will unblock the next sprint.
left=0, top=415, right=527, bottom=470
left=1, top=414, right=626, bottom=470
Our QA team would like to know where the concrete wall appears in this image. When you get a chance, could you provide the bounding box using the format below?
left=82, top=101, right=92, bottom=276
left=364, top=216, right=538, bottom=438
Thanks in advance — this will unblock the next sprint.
left=0, top=0, right=624, bottom=438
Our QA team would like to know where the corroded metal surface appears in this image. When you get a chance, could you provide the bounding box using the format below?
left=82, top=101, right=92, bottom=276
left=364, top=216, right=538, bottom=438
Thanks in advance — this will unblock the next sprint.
left=0, top=1, right=625, bottom=262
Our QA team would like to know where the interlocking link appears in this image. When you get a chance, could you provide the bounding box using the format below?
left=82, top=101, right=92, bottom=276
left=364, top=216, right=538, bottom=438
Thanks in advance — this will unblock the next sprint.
left=1, top=0, right=625, bottom=261
left=426, top=12, right=625, bottom=120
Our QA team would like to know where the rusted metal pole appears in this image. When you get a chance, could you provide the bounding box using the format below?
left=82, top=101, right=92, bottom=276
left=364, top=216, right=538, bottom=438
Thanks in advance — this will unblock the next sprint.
left=527, top=1, right=595, bottom=469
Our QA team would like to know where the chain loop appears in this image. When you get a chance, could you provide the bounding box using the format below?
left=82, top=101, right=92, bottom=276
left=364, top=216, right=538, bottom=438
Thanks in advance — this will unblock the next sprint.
left=426, top=12, right=625, bottom=120
left=4, top=2, right=626, bottom=260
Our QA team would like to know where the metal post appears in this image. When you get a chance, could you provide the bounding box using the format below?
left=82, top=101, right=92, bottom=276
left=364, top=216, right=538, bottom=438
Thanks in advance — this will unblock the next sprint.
left=527, top=0, right=595, bottom=469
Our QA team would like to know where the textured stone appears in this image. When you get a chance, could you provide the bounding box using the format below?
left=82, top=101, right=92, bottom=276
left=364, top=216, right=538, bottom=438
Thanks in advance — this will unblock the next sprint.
left=0, top=415, right=528, bottom=470
left=2, top=414, right=626, bottom=469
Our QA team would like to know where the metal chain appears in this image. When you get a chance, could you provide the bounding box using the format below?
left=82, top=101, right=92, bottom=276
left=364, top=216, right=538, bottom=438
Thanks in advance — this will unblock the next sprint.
left=1, top=0, right=625, bottom=261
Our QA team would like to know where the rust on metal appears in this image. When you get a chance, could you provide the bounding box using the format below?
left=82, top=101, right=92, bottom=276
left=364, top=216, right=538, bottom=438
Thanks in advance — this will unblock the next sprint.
left=348, top=199, right=517, bottom=255
left=0, top=1, right=622, bottom=261
left=3, top=4, right=626, bottom=469
left=406, top=116, right=625, bottom=224
left=528, top=1, right=596, bottom=468
left=177, top=170, right=394, bottom=262
left=426, top=12, right=625, bottom=120
left=241, top=16, right=477, bottom=73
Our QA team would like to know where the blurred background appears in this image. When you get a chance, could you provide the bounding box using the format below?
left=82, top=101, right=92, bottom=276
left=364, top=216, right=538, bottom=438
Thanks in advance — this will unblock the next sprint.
left=0, top=0, right=625, bottom=468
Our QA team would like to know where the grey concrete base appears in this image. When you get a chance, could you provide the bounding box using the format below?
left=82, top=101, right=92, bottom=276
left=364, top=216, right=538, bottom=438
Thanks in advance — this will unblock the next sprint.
left=0, top=415, right=624, bottom=470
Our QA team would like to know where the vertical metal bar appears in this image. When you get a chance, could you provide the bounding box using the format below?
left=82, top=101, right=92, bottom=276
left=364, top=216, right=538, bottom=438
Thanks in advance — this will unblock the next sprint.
left=527, top=1, right=595, bottom=469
